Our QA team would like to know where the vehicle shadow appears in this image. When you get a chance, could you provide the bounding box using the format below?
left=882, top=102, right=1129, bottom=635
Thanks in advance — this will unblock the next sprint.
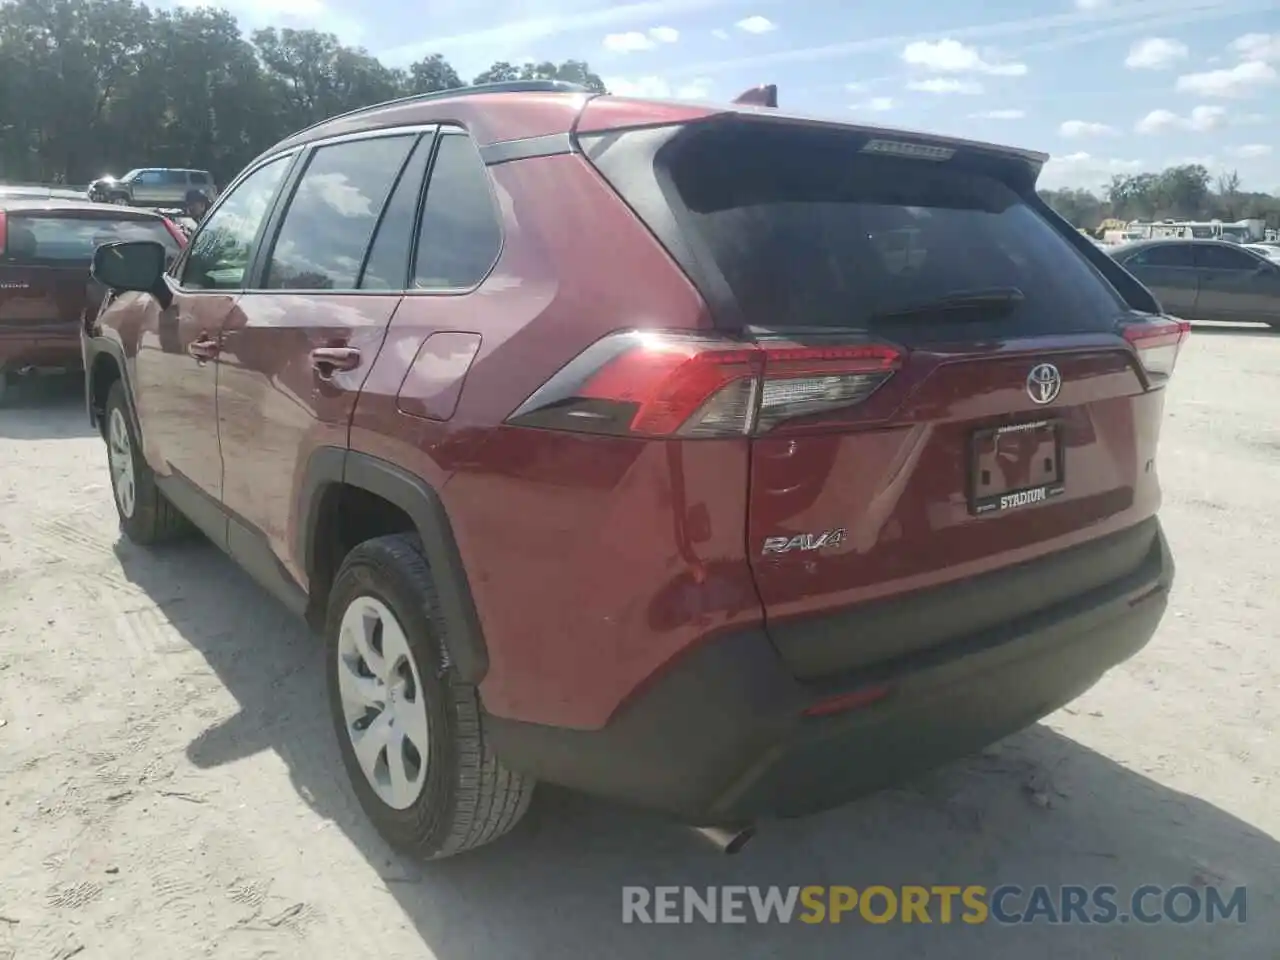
left=1186, top=322, right=1278, bottom=338
left=112, top=536, right=1277, bottom=960
left=0, top=374, right=94, bottom=439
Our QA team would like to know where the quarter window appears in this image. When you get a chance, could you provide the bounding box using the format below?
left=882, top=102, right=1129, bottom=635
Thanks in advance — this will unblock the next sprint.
left=181, top=154, right=289, bottom=290
left=413, top=134, right=502, bottom=290
left=263, top=135, right=416, bottom=290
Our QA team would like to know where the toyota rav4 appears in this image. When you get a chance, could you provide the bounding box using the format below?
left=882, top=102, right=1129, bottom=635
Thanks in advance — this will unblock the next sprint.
left=83, top=80, right=1182, bottom=859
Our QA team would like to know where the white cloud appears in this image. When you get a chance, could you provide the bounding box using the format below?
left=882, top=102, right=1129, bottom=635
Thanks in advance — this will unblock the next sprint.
left=736, top=15, right=776, bottom=34
left=380, top=0, right=743, bottom=65
left=605, top=75, right=713, bottom=100
left=1227, top=143, right=1273, bottom=158
left=603, top=25, right=680, bottom=53
left=907, top=77, right=985, bottom=94
left=1176, top=60, right=1277, bottom=98
left=1059, top=120, right=1117, bottom=138
left=1125, top=37, right=1189, bottom=69
left=667, top=0, right=1264, bottom=78
left=1134, top=105, right=1228, bottom=133
left=1231, top=33, right=1280, bottom=62
left=711, top=28, right=729, bottom=40
left=603, top=31, right=654, bottom=52
left=1075, top=0, right=1108, bottom=8
left=1040, top=151, right=1144, bottom=190
left=901, top=39, right=1027, bottom=75
left=971, top=108, right=1026, bottom=119
left=851, top=96, right=895, bottom=112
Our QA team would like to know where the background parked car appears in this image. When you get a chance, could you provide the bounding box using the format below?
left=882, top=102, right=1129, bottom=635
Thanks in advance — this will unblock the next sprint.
left=87, top=168, right=218, bottom=208
left=1110, top=238, right=1280, bottom=329
left=0, top=198, right=186, bottom=403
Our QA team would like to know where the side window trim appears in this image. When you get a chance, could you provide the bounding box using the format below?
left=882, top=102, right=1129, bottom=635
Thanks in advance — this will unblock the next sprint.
left=247, top=125, right=435, bottom=293
left=170, top=150, right=301, bottom=294
left=405, top=128, right=505, bottom=296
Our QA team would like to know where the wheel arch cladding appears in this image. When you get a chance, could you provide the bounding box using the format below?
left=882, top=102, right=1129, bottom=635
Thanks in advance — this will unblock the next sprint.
left=299, top=448, right=489, bottom=684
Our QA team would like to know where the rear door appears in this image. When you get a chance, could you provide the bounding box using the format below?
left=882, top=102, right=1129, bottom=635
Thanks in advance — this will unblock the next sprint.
left=1117, top=242, right=1198, bottom=317
left=1193, top=243, right=1276, bottom=323
left=586, top=116, right=1167, bottom=677
left=130, top=170, right=164, bottom=206
left=218, top=128, right=425, bottom=583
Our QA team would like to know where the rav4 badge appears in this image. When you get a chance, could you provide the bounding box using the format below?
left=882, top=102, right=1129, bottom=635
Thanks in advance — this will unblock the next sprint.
left=761, top=528, right=848, bottom=556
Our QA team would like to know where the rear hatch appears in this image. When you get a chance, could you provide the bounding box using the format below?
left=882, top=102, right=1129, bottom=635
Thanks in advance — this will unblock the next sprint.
left=1, top=209, right=183, bottom=334
left=576, top=109, right=1185, bottom=679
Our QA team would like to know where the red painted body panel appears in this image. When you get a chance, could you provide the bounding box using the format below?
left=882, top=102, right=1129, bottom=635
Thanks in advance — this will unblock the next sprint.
left=219, top=292, right=400, bottom=587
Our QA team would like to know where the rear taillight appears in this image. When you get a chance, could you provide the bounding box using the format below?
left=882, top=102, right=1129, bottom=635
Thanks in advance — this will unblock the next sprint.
left=161, top=217, right=187, bottom=247
left=505, top=330, right=903, bottom=438
left=1121, top=316, right=1191, bottom=382
left=0, top=210, right=6, bottom=256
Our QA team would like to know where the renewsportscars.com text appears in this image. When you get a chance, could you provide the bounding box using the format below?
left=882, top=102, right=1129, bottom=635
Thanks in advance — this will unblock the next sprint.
left=621, top=884, right=1248, bottom=925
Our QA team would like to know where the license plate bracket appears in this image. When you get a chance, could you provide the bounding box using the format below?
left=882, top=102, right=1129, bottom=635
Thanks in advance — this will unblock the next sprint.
left=968, top=419, right=1066, bottom=515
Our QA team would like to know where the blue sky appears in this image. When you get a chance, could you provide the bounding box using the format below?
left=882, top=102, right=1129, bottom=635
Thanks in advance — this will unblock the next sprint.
left=205, top=0, right=1278, bottom=193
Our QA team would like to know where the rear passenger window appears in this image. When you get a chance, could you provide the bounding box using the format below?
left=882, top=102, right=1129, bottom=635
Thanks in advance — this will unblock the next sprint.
left=190, top=172, right=211, bottom=185
left=413, top=134, right=502, bottom=290
left=1195, top=244, right=1257, bottom=271
left=1129, top=245, right=1193, bottom=268
left=264, top=135, right=416, bottom=290
left=359, top=135, right=433, bottom=290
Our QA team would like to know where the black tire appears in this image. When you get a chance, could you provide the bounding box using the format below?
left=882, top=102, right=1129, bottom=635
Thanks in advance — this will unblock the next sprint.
left=325, top=533, right=534, bottom=860
left=103, top=380, right=189, bottom=544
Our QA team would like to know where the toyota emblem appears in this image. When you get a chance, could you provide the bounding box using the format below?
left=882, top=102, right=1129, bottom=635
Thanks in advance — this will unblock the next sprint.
left=1026, top=363, right=1062, bottom=405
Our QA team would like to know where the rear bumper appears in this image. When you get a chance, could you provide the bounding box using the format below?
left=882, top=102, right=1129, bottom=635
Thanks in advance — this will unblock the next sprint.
left=0, top=326, right=82, bottom=372
left=485, top=520, right=1174, bottom=824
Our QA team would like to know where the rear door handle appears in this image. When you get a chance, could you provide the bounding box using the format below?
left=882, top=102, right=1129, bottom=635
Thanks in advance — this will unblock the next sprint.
left=188, top=335, right=219, bottom=362
left=310, top=346, right=362, bottom=377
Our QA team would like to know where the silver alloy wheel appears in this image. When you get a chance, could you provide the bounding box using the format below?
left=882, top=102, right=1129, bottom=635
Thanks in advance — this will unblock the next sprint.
left=336, top=596, right=430, bottom=810
left=107, top=407, right=136, bottom=519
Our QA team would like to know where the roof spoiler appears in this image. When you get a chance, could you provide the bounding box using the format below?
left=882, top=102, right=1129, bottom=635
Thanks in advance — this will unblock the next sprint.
left=731, top=84, right=778, bottom=108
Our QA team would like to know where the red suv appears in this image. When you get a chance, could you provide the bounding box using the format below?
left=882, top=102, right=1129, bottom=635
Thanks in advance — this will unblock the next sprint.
left=0, top=198, right=184, bottom=403
left=83, top=80, right=1182, bottom=859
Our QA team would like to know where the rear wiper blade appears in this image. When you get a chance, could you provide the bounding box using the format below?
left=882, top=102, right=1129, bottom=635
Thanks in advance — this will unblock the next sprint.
left=872, top=287, right=1025, bottom=322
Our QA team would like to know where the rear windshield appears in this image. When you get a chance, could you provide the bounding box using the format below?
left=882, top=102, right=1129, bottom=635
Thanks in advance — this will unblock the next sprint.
left=6, top=215, right=179, bottom=263
left=625, top=122, right=1127, bottom=338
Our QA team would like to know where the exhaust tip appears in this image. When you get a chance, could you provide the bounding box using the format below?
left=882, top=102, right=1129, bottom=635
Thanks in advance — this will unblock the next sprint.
left=692, top=824, right=756, bottom=855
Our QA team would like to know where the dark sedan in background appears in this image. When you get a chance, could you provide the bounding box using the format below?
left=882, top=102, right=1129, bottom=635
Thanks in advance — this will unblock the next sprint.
left=0, top=199, right=185, bottom=402
left=1110, top=238, right=1280, bottom=329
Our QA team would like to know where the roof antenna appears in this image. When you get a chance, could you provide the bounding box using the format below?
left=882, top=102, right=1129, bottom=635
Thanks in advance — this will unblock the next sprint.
left=731, top=84, right=778, bottom=108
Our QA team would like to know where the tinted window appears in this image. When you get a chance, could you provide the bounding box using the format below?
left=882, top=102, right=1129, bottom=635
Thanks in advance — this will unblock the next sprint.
left=190, top=172, right=211, bottom=185
left=1196, top=244, right=1258, bottom=271
left=4, top=215, right=180, bottom=263
left=360, top=135, right=432, bottom=291
left=181, top=155, right=289, bottom=290
left=413, top=134, right=502, bottom=289
left=264, top=135, right=415, bottom=290
left=624, top=122, right=1126, bottom=338
left=162, top=170, right=188, bottom=184
left=135, top=171, right=163, bottom=185
left=1128, top=244, right=1193, bottom=268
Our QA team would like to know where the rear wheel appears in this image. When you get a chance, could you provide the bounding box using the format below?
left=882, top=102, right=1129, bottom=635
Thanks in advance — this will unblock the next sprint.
left=104, top=381, right=189, bottom=544
left=326, top=533, right=534, bottom=859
